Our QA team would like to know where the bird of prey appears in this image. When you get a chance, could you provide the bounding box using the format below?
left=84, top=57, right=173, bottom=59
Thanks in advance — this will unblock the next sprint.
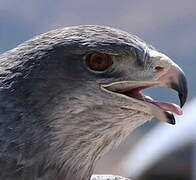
left=0, top=25, right=187, bottom=180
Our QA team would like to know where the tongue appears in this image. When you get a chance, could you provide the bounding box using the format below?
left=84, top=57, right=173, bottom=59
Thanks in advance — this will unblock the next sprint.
left=151, top=101, right=183, bottom=115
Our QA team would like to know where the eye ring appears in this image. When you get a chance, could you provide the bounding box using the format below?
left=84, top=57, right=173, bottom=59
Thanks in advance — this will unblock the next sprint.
left=85, top=52, right=113, bottom=71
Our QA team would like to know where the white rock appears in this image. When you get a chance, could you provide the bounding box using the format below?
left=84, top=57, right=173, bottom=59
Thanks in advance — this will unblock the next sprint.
left=91, top=175, right=130, bottom=180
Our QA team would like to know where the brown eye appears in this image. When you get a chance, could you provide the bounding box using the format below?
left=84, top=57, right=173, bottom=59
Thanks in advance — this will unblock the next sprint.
left=85, top=52, right=113, bottom=71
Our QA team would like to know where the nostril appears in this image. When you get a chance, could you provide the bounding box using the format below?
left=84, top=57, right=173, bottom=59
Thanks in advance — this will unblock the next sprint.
left=154, top=66, right=164, bottom=72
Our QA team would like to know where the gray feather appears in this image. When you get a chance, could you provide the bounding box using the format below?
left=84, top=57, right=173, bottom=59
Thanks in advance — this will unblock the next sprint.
left=0, top=25, right=152, bottom=180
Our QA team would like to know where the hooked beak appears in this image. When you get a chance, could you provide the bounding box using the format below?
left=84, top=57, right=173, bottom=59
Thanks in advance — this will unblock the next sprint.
left=169, top=71, right=187, bottom=108
left=101, top=54, right=188, bottom=125
left=154, top=62, right=188, bottom=124
left=157, top=59, right=187, bottom=108
left=152, top=63, right=188, bottom=124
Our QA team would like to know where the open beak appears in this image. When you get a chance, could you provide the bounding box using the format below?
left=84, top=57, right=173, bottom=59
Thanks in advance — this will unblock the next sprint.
left=102, top=59, right=187, bottom=125
left=151, top=63, right=187, bottom=124
left=159, top=63, right=187, bottom=108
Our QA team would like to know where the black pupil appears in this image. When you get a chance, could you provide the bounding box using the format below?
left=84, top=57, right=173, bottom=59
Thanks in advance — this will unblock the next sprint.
left=94, top=56, right=103, bottom=65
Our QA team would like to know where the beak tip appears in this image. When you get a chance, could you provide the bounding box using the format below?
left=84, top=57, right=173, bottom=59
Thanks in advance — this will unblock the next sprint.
left=165, top=112, right=176, bottom=125
left=179, top=93, right=187, bottom=108
left=171, top=72, right=188, bottom=108
left=179, top=72, right=188, bottom=108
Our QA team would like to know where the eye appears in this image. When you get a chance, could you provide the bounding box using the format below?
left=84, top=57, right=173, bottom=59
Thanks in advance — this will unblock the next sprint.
left=85, top=52, right=113, bottom=71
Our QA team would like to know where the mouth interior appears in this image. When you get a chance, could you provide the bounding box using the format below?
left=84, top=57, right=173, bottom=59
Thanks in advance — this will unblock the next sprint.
left=104, top=85, right=182, bottom=115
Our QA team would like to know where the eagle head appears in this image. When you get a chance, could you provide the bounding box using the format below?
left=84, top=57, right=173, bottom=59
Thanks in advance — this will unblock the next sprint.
left=0, top=25, right=187, bottom=180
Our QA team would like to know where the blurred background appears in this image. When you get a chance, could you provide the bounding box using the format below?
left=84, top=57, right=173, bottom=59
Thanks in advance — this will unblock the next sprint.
left=0, top=0, right=195, bottom=179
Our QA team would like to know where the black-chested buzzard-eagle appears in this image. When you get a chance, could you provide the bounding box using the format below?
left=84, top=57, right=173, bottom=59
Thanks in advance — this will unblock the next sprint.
left=0, top=25, right=187, bottom=180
